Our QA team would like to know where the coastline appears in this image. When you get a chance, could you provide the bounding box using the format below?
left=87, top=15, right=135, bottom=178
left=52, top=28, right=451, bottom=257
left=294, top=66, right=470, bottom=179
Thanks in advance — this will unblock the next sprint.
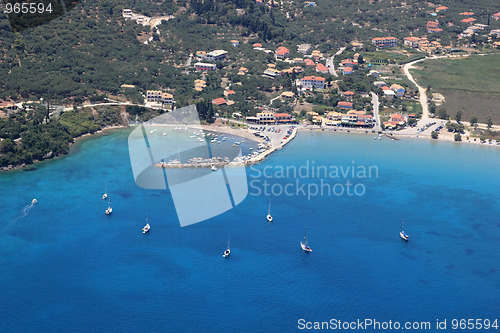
left=2, top=120, right=497, bottom=173
left=299, top=125, right=500, bottom=147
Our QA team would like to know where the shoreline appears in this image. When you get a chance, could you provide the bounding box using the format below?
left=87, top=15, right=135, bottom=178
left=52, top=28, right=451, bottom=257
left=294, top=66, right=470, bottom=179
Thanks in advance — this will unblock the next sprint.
left=299, top=125, right=500, bottom=147
left=2, top=121, right=497, bottom=173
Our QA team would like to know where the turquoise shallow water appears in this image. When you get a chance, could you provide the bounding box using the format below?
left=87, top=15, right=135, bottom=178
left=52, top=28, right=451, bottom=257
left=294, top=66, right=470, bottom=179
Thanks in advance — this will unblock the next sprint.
left=0, top=129, right=499, bottom=332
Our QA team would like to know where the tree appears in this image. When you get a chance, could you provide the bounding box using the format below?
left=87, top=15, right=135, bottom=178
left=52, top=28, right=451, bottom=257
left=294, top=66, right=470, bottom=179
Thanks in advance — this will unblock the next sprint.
left=437, top=108, right=448, bottom=120
left=470, top=115, right=478, bottom=126
left=455, top=111, right=462, bottom=123
left=431, top=131, right=439, bottom=139
left=454, top=133, right=462, bottom=141
left=486, top=116, right=493, bottom=129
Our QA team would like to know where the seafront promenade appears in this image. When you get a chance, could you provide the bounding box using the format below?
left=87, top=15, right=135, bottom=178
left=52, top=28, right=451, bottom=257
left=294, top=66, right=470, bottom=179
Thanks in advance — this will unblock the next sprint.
left=151, top=124, right=298, bottom=169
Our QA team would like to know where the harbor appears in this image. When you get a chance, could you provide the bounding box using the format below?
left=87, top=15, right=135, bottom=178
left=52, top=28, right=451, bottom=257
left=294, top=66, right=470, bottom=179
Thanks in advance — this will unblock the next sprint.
left=152, top=124, right=298, bottom=169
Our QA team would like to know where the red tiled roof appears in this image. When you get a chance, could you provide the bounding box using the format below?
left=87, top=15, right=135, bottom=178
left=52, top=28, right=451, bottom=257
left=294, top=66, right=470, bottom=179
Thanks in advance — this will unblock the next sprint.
left=391, top=114, right=404, bottom=120
left=226, top=90, right=235, bottom=94
left=428, top=28, right=443, bottom=32
left=493, top=12, right=500, bottom=17
left=276, top=46, right=290, bottom=55
left=338, top=101, right=353, bottom=107
left=274, top=113, right=292, bottom=118
left=343, top=67, right=353, bottom=72
left=459, top=12, right=474, bottom=16
left=427, top=21, right=439, bottom=27
left=212, top=98, right=227, bottom=105
left=381, top=86, right=390, bottom=90
left=301, top=76, right=325, bottom=81
left=344, top=91, right=355, bottom=96
left=436, top=6, right=448, bottom=10
left=315, top=63, right=328, bottom=72
left=253, top=43, right=262, bottom=47
left=304, top=59, right=315, bottom=66
left=461, top=18, right=476, bottom=23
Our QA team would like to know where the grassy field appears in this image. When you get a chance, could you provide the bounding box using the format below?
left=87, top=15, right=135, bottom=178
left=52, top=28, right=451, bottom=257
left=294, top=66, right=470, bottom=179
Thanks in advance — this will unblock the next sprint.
left=410, top=54, right=500, bottom=124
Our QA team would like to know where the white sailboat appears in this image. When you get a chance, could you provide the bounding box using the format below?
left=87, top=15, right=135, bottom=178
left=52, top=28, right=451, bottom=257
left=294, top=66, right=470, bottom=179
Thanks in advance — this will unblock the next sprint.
left=101, top=185, right=108, bottom=200
left=400, top=217, right=409, bottom=241
left=222, top=236, right=230, bottom=258
left=105, top=199, right=112, bottom=215
left=142, top=211, right=150, bottom=234
left=300, top=226, right=312, bottom=252
left=266, top=199, right=273, bottom=222
left=211, top=164, right=217, bottom=171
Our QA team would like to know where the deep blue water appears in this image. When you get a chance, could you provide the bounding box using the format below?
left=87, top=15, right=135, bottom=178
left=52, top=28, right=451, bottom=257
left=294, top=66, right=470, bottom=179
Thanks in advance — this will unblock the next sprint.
left=1, top=129, right=499, bottom=332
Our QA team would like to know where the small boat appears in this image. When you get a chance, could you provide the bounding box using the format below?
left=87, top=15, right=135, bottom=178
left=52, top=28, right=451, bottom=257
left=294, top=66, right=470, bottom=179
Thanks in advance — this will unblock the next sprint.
left=266, top=199, right=273, bottom=222
left=102, top=185, right=108, bottom=200
left=150, top=129, right=157, bottom=134
left=32, top=198, right=37, bottom=204
left=400, top=217, right=409, bottom=241
left=211, top=164, right=217, bottom=171
left=142, top=211, right=150, bottom=234
left=300, top=226, right=312, bottom=252
left=222, top=237, right=230, bottom=258
left=163, top=132, right=167, bottom=136
left=105, top=199, right=112, bottom=215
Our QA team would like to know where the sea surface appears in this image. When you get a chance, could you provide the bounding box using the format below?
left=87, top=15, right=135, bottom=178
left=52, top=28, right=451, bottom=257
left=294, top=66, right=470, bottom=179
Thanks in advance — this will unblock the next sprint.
left=0, top=128, right=499, bottom=332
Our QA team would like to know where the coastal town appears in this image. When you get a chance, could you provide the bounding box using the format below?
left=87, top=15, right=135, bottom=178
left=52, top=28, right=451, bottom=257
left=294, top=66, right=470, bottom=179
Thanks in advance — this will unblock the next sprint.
left=1, top=1, right=499, bottom=170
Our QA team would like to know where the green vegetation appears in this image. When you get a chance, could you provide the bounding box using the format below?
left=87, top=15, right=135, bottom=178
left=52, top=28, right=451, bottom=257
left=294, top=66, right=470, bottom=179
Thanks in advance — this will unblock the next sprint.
left=0, top=106, right=125, bottom=168
left=431, top=131, right=439, bottom=139
left=411, top=54, right=500, bottom=125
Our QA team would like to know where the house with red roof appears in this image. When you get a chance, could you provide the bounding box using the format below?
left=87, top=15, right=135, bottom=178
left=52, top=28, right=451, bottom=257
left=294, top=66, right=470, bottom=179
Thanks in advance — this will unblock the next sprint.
left=428, top=28, right=443, bottom=33
left=342, top=91, right=355, bottom=100
left=274, top=113, right=294, bottom=123
left=343, top=67, right=353, bottom=75
left=224, top=90, right=235, bottom=97
left=427, top=21, right=439, bottom=28
left=436, top=6, right=448, bottom=12
left=315, top=63, right=329, bottom=74
left=276, top=46, right=290, bottom=59
left=253, top=43, right=263, bottom=48
left=304, top=59, right=315, bottom=67
left=300, top=76, right=326, bottom=89
left=459, top=12, right=474, bottom=16
left=493, top=12, right=500, bottom=21
left=461, top=18, right=476, bottom=24
left=390, top=113, right=406, bottom=123
left=337, top=101, right=353, bottom=109
left=212, top=98, right=227, bottom=106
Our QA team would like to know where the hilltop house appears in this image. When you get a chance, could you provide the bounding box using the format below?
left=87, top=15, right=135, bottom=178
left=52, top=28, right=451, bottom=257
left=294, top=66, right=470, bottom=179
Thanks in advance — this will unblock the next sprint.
left=390, top=84, right=405, bottom=97
left=300, top=76, right=326, bottom=89
left=204, top=50, right=228, bottom=62
left=276, top=46, right=290, bottom=59
left=372, top=37, right=398, bottom=48
left=337, top=101, right=353, bottom=109
left=315, top=63, right=329, bottom=74
left=493, top=12, right=500, bottom=21
left=297, top=44, right=311, bottom=54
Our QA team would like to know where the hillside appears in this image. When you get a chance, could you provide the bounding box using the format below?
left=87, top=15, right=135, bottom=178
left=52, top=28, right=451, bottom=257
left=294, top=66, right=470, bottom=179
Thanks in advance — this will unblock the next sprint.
left=0, top=0, right=498, bottom=104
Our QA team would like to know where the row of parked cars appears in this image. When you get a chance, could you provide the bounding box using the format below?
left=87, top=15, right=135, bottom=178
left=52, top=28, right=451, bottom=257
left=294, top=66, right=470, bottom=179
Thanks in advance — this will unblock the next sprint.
left=250, top=126, right=281, bottom=133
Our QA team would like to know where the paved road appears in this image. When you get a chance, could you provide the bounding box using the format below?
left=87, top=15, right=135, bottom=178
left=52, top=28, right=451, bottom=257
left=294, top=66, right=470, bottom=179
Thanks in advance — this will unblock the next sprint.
left=370, top=92, right=382, bottom=131
left=326, top=46, right=346, bottom=77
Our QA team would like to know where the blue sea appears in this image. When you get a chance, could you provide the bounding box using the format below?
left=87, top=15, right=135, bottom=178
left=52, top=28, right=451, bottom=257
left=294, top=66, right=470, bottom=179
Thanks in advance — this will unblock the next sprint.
left=1, top=128, right=499, bottom=332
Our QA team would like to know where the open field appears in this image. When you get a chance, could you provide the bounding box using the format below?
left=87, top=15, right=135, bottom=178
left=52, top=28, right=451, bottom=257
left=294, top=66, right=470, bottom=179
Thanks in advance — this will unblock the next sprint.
left=411, top=54, right=500, bottom=124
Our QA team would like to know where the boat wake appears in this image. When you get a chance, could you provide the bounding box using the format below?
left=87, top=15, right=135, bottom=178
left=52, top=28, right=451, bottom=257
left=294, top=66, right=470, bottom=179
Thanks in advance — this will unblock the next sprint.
left=15, top=199, right=37, bottom=220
